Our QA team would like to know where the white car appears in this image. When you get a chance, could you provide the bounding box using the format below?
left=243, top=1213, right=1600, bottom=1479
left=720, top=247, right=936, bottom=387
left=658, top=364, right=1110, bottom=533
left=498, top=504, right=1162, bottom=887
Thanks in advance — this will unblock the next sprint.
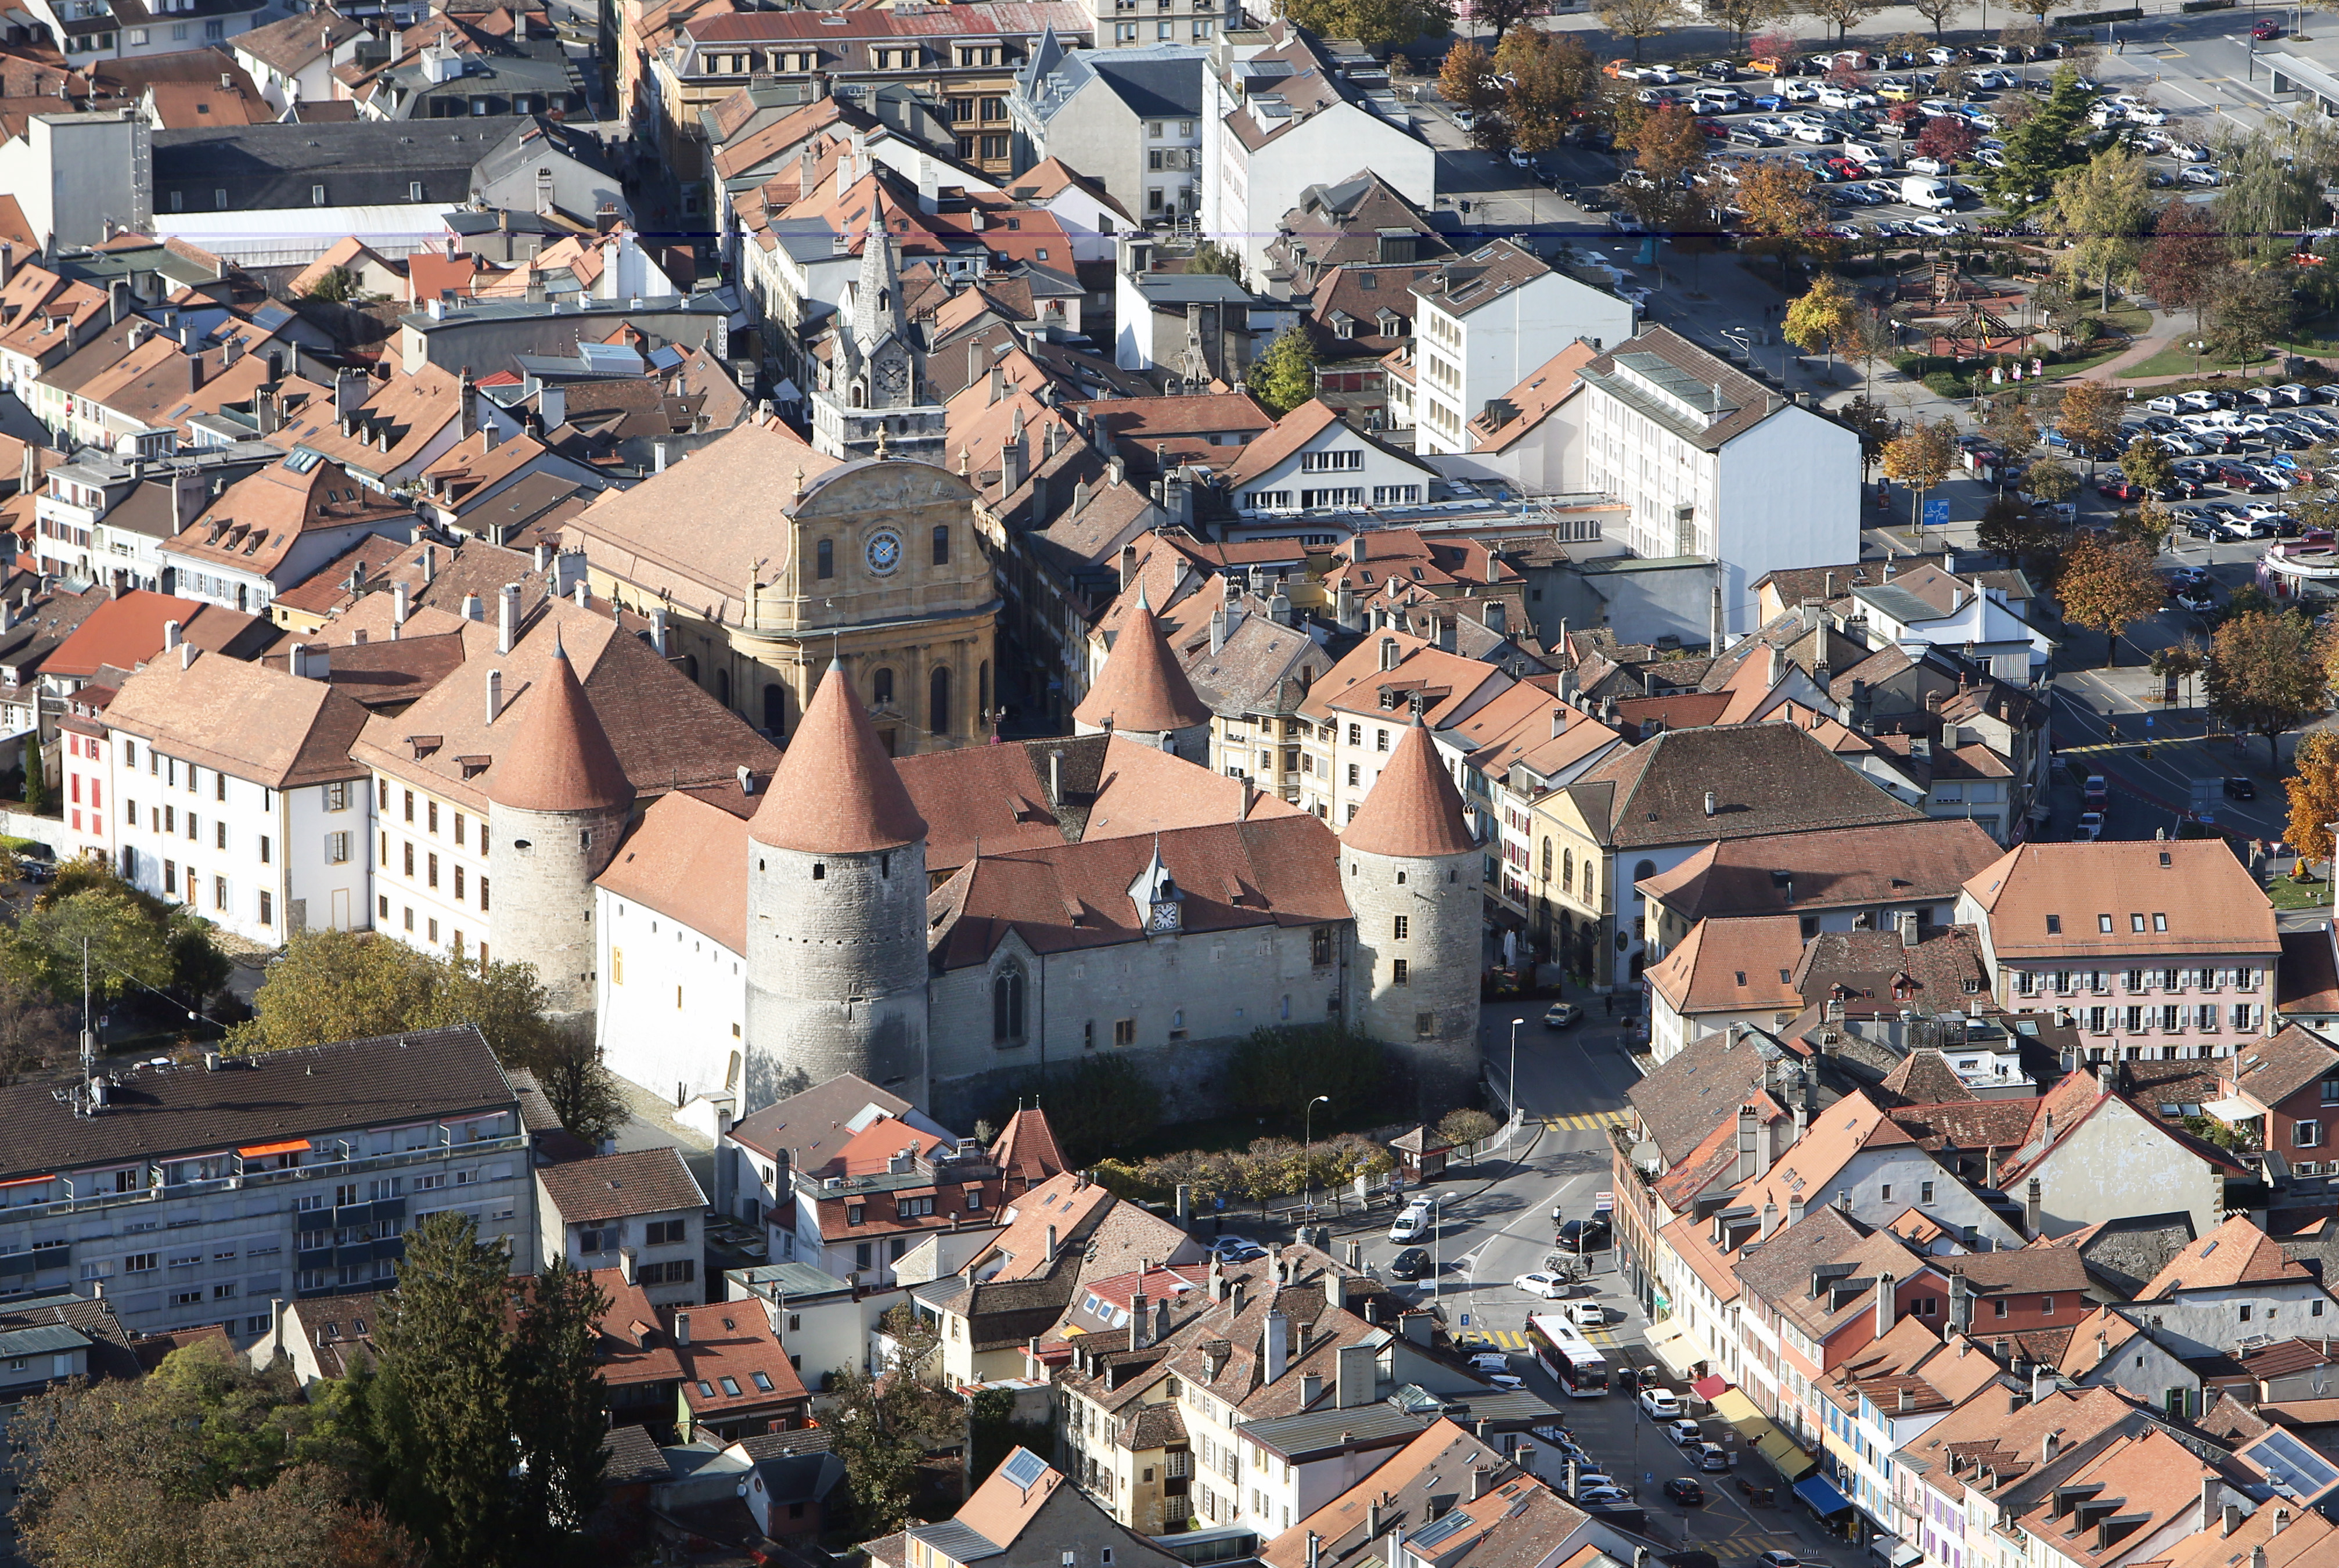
left=1513, top=1271, right=1573, bottom=1300
left=1469, top=1351, right=1513, bottom=1375
left=2172, top=142, right=2213, bottom=162
left=1970, top=68, right=2016, bottom=89
left=1484, top=1372, right=1527, bottom=1391
left=1904, top=154, right=1949, bottom=175
left=1917, top=97, right=1965, bottom=116
left=1908, top=215, right=1960, bottom=237
left=1388, top=1201, right=1433, bottom=1242
left=1790, top=123, right=1831, bottom=143
left=1568, top=1299, right=1607, bottom=1328
left=2181, top=166, right=2222, bottom=187
left=1748, top=115, right=1794, bottom=137
left=2077, top=811, right=2105, bottom=841
left=1958, top=109, right=1999, bottom=129
left=1781, top=78, right=1820, bottom=101
left=1639, top=1387, right=1683, bottom=1418
left=1667, top=1418, right=1704, bottom=1444
left=2126, top=105, right=2168, bottom=124
left=1644, top=66, right=1689, bottom=84
left=1926, top=45, right=1957, bottom=64
left=1578, top=1486, right=1633, bottom=1505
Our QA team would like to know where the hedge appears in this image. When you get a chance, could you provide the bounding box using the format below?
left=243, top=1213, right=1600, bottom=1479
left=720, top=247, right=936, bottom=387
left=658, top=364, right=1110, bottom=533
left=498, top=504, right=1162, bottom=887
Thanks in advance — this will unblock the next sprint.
left=2178, top=0, right=2235, bottom=10
left=2056, top=5, right=2143, bottom=19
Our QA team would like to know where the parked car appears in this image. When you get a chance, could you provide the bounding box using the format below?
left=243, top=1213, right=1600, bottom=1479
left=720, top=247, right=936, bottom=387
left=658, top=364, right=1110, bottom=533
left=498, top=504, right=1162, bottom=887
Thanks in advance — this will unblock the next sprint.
left=1514, top=1271, right=1573, bottom=1300
left=1757, top=1555, right=1802, bottom=1568
left=2254, top=16, right=2286, bottom=37
left=1209, top=1235, right=1265, bottom=1261
left=2174, top=588, right=2216, bottom=613
left=1664, top=1479, right=1705, bottom=1505
left=1468, top=1352, right=1513, bottom=1375
left=1577, top=1486, right=1633, bottom=1505
left=1694, top=1443, right=1731, bottom=1472
left=1667, top=1419, right=1704, bottom=1445
left=2226, top=776, right=2258, bottom=800
left=1544, top=1001, right=1584, bottom=1028
left=2077, top=811, right=2105, bottom=841
left=2180, top=166, right=2222, bottom=186
left=1639, top=1387, right=1683, bottom=1418
left=1557, top=1218, right=1611, bottom=1251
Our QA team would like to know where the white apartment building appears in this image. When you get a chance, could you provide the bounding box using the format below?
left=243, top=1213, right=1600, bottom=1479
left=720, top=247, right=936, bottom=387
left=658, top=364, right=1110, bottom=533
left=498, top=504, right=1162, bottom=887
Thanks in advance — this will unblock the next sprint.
left=535, top=1146, right=708, bottom=1308
left=1294, top=631, right=1513, bottom=826
left=102, top=639, right=373, bottom=943
left=161, top=449, right=415, bottom=618
left=0, top=1024, right=528, bottom=1342
left=1412, top=240, right=1635, bottom=458
left=1555, top=326, right=1860, bottom=638
left=1221, top=398, right=1439, bottom=515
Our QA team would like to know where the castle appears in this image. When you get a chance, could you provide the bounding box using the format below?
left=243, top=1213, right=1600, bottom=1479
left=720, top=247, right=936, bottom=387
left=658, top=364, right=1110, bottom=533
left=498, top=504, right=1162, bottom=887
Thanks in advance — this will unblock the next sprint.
left=580, top=563, right=1482, bottom=1127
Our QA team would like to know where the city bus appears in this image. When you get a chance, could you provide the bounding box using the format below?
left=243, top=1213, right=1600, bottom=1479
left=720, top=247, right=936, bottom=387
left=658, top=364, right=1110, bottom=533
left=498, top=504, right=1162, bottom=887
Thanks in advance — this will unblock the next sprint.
left=1527, top=1314, right=1610, bottom=1398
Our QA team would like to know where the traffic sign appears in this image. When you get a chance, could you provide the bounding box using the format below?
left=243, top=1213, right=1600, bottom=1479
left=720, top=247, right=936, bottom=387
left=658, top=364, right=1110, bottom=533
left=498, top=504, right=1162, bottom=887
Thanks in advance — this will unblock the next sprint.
left=1922, top=498, right=1951, bottom=529
left=1595, top=1191, right=1614, bottom=1213
left=1460, top=1313, right=1471, bottom=1326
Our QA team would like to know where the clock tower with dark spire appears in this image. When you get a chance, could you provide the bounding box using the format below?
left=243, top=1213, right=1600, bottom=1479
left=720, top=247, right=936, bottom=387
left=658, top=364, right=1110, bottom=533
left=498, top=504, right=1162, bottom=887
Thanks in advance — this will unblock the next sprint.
left=811, top=220, right=946, bottom=464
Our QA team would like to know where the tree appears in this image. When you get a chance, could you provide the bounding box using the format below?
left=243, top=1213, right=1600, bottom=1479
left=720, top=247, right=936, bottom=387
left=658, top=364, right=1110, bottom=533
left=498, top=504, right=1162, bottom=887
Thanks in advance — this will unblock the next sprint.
left=2216, top=112, right=2339, bottom=264
left=1748, top=26, right=1798, bottom=66
left=23, top=743, right=45, bottom=815
left=1906, top=0, right=1962, bottom=38
left=2121, top=434, right=2176, bottom=496
left=829, top=1307, right=966, bottom=1536
left=2150, top=636, right=2207, bottom=708
left=1284, top=0, right=1452, bottom=45
left=1710, top=0, right=1790, bottom=42
left=2057, top=533, right=2165, bottom=667
left=12, top=881, right=180, bottom=1008
left=2000, top=18, right=2048, bottom=56
left=1735, top=160, right=1830, bottom=270
left=1977, top=497, right=2063, bottom=573
left=2139, top=199, right=2235, bottom=335
left=1497, top=31, right=1590, bottom=153
left=1837, top=394, right=1901, bottom=479
left=508, top=1260, right=611, bottom=1547
left=1990, top=64, right=2095, bottom=213
left=1913, top=113, right=1982, bottom=166
left=1187, top=241, right=1245, bottom=279
left=2044, top=148, right=2154, bottom=310
left=2022, top=456, right=2078, bottom=506
left=1224, top=1024, right=1387, bottom=1124
left=1981, top=394, right=2041, bottom=469
left=0, top=973, right=67, bottom=1085
left=1801, top=0, right=1879, bottom=38
left=1596, top=0, right=1686, bottom=60
left=1437, top=1107, right=1500, bottom=1162
left=2055, top=378, right=2124, bottom=467
left=2286, top=727, right=2339, bottom=864
left=533, top=1019, right=630, bottom=1151
left=1038, top=1052, right=1160, bottom=1164
left=2209, top=608, right=2330, bottom=761
left=1246, top=324, right=1317, bottom=417
left=2205, top=267, right=2295, bottom=373
left=1783, top=273, right=1858, bottom=377
left=372, top=1214, right=519, bottom=1567
left=303, top=267, right=359, bottom=304
left=1460, top=0, right=1542, bottom=41
left=1438, top=38, right=1500, bottom=119
left=1880, top=418, right=1957, bottom=534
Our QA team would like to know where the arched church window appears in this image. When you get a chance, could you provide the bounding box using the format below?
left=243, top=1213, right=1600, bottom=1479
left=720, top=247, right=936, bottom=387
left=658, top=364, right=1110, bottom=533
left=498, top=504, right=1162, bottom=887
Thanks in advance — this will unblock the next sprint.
left=764, top=683, right=787, bottom=736
left=873, top=668, right=894, bottom=707
left=816, top=539, right=833, bottom=580
left=992, top=965, right=1025, bottom=1042
left=930, top=666, right=951, bottom=735
left=932, top=524, right=950, bottom=566
left=715, top=668, right=731, bottom=708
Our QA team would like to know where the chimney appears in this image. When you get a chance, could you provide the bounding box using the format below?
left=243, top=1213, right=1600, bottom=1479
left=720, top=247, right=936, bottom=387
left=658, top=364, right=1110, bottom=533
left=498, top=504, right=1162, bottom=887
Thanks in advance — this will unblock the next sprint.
left=1336, top=1342, right=1374, bottom=1408
left=2031, top=1362, right=2052, bottom=1404
left=1231, top=1281, right=1247, bottom=1316
left=1704, top=789, right=1717, bottom=817
left=653, top=441, right=668, bottom=474
left=1735, top=1103, right=1757, bottom=1182
left=485, top=668, right=503, bottom=724
left=1788, top=1195, right=1805, bottom=1226
left=1264, top=1311, right=1289, bottom=1383
left=619, top=1247, right=636, bottom=1283
left=675, top=1312, right=690, bottom=1346
left=1761, top=1201, right=1779, bottom=1240
left=393, top=580, right=411, bottom=627
left=1301, top=1371, right=1324, bottom=1406
left=1875, top=1271, right=1895, bottom=1337
left=1130, top=1290, right=1151, bottom=1351
left=422, top=544, right=438, bottom=584
left=181, top=642, right=197, bottom=670
left=1469, top=1467, right=1491, bottom=1503
left=461, top=593, right=483, bottom=622
left=163, top=619, right=182, bottom=650
left=1044, top=1225, right=1057, bottom=1263
left=1949, top=1272, right=1973, bottom=1333
left=737, top=764, right=754, bottom=797
left=1899, top=911, right=1920, bottom=949
left=496, top=582, right=520, bottom=654
left=1210, top=605, right=1226, bottom=654
left=2025, top=1178, right=2043, bottom=1237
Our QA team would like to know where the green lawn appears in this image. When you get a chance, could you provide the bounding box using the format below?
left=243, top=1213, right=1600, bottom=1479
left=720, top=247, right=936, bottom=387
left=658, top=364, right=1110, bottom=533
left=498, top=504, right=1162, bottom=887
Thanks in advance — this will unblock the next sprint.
left=2268, top=875, right=2332, bottom=911
left=2117, top=342, right=2272, bottom=380
left=2038, top=342, right=2143, bottom=380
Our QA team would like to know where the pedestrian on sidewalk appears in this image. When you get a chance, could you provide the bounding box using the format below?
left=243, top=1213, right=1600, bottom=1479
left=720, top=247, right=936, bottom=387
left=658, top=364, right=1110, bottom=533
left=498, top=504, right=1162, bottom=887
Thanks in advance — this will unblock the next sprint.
left=1603, top=993, right=1615, bottom=1017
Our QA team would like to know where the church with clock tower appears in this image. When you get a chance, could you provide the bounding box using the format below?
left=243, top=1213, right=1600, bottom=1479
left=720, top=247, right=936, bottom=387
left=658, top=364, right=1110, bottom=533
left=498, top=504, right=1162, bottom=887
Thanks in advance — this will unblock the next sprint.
left=809, top=222, right=947, bottom=465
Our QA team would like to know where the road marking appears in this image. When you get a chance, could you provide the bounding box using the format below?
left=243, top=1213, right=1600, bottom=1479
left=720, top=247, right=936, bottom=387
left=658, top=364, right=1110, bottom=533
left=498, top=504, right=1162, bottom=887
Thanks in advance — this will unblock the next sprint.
left=1542, top=1110, right=1632, bottom=1131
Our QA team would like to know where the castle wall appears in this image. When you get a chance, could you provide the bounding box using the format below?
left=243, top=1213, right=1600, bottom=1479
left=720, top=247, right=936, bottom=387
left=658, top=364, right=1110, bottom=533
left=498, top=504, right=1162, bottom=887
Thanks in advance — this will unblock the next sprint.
left=597, top=891, right=747, bottom=1109
left=1344, top=844, right=1482, bottom=1114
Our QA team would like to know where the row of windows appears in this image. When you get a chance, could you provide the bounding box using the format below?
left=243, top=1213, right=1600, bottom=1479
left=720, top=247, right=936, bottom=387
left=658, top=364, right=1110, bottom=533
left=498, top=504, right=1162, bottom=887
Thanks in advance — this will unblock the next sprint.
left=2013, top=968, right=2260, bottom=994
left=386, top=783, right=476, bottom=844
left=385, top=837, right=490, bottom=908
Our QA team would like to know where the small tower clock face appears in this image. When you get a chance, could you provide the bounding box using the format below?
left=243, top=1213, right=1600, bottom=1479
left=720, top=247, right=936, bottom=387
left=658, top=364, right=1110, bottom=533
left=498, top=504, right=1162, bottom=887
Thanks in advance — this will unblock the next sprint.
left=873, top=356, right=910, bottom=397
left=1149, top=899, right=1181, bottom=933
left=865, top=529, right=903, bottom=575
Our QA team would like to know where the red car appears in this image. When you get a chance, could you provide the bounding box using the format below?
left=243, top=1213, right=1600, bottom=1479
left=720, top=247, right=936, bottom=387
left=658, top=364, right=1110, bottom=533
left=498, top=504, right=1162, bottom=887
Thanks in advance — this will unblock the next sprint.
left=1695, top=117, right=1729, bottom=137
left=2253, top=17, right=2285, bottom=38
left=1825, top=155, right=1863, bottom=178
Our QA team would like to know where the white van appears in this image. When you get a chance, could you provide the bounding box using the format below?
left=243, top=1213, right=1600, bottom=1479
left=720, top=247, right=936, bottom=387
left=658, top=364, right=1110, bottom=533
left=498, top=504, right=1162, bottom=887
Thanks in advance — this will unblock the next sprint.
left=1901, top=176, right=1953, bottom=210
left=1843, top=140, right=1892, bottom=170
left=1388, top=1199, right=1434, bottom=1243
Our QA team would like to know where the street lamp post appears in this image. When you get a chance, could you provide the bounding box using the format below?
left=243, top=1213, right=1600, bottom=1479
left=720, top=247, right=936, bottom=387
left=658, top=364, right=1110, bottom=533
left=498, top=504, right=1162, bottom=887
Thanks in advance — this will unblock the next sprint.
left=1303, top=1094, right=1330, bottom=1217
left=1430, top=1195, right=1446, bottom=1315
left=1509, top=1017, right=1524, bottom=1125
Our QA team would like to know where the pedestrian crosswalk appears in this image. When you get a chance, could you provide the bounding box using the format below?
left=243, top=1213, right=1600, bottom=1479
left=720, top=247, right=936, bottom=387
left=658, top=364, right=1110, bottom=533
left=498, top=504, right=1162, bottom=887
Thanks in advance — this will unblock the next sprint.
left=1539, top=1109, right=1632, bottom=1132
left=1473, top=1323, right=1624, bottom=1350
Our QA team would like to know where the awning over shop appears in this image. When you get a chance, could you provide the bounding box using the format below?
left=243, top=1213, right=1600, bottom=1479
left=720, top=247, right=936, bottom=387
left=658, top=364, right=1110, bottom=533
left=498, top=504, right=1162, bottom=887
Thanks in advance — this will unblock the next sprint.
left=1713, top=1390, right=1818, bottom=1480
left=1692, top=1374, right=1730, bottom=1401
left=1796, top=1476, right=1855, bottom=1517
left=2203, top=1096, right=2259, bottom=1123
left=1646, top=1319, right=1703, bottom=1379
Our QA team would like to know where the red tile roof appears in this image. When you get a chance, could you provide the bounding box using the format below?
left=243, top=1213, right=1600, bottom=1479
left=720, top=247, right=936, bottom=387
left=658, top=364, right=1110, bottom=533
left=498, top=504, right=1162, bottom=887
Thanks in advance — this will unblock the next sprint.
left=750, top=659, right=927, bottom=854
left=1340, top=718, right=1476, bottom=860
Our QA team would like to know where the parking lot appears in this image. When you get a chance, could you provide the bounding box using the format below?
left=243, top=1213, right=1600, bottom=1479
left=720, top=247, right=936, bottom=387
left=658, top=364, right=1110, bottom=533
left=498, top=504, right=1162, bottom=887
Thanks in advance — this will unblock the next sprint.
left=1478, top=43, right=2231, bottom=251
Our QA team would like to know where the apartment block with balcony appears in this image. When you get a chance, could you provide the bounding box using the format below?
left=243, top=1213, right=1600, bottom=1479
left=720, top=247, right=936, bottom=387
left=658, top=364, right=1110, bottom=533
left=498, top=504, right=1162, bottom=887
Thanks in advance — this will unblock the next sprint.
left=0, top=1026, right=528, bottom=1343
left=1958, top=841, right=2281, bottom=1062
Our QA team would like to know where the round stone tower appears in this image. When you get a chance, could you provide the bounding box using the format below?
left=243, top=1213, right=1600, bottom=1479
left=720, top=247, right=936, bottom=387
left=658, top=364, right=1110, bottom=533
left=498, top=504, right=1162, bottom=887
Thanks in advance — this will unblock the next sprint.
left=486, top=630, right=634, bottom=1015
left=743, top=659, right=931, bottom=1110
left=1341, top=715, right=1483, bottom=1114
left=1072, top=581, right=1212, bottom=760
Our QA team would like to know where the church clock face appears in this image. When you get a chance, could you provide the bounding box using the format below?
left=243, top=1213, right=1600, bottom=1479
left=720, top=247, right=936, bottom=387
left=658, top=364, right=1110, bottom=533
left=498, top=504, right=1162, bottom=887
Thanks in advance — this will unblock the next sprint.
left=873, top=355, right=910, bottom=398
left=865, top=528, right=903, bottom=576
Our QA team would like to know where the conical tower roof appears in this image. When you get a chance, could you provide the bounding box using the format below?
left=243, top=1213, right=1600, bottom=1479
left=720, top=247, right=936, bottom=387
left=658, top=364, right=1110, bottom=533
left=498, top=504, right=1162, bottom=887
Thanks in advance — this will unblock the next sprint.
left=1072, top=585, right=1211, bottom=734
left=1341, top=716, right=1477, bottom=859
left=489, top=631, right=631, bottom=812
left=751, top=659, right=927, bottom=852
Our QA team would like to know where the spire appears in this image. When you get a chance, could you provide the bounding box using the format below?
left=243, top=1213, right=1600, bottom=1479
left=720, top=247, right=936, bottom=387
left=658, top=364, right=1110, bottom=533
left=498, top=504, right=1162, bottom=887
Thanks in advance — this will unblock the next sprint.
left=1072, top=587, right=1210, bottom=735
left=852, top=215, right=904, bottom=355
left=1343, top=717, right=1477, bottom=859
left=750, top=660, right=926, bottom=852
left=488, top=627, right=631, bottom=812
